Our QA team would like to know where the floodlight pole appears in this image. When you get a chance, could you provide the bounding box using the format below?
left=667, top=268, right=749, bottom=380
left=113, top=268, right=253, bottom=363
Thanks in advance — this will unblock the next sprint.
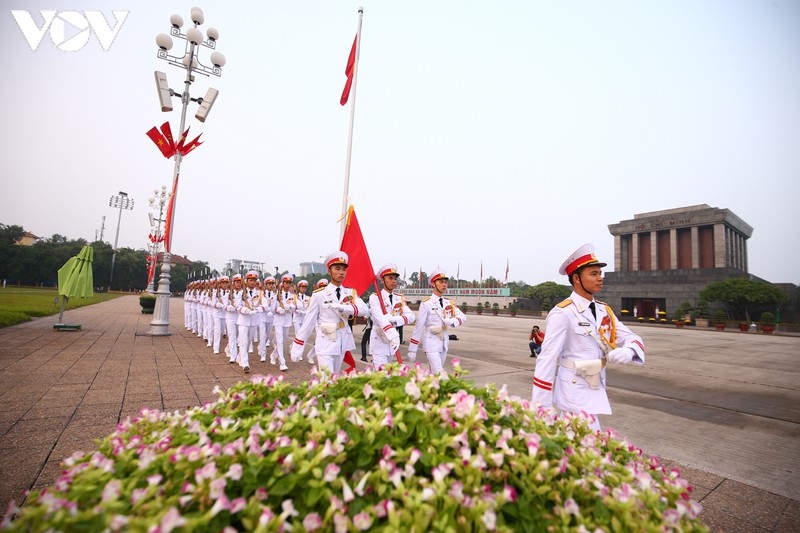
left=108, top=192, right=133, bottom=291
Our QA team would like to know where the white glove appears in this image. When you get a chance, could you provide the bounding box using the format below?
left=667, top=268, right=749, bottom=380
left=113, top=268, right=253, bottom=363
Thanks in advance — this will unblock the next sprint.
left=606, top=347, right=634, bottom=364
left=333, top=303, right=353, bottom=317
left=267, top=311, right=274, bottom=318
left=445, top=318, right=459, bottom=327
left=227, top=305, right=236, bottom=313
left=276, top=307, right=286, bottom=315
left=391, top=316, right=405, bottom=327
left=238, top=308, right=250, bottom=316
left=390, top=336, right=400, bottom=353
left=290, top=343, right=304, bottom=362
left=407, top=350, right=417, bottom=362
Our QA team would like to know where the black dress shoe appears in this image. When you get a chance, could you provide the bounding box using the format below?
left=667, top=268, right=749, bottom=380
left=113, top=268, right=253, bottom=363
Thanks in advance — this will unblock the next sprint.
left=360, top=357, right=368, bottom=362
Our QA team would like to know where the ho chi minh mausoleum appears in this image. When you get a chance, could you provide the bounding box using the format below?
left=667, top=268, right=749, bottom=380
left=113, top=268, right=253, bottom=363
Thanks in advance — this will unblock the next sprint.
left=601, top=204, right=755, bottom=319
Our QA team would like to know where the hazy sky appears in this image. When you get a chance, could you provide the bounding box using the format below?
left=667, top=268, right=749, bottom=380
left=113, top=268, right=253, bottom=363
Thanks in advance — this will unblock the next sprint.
left=3, top=0, right=799, bottom=285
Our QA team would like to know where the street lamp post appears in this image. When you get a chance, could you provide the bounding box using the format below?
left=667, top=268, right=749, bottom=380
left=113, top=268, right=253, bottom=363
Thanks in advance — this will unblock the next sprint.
left=149, top=7, right=226, bottom=336
left=146, top=185, right=170, bottom=294
left=108, top=191, right=134, bottom=291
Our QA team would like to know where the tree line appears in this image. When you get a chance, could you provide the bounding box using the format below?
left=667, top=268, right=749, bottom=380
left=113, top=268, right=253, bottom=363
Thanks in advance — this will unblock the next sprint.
left=0, top=224, right=207, bottom=294
left=1, top=223, right=792, bottom=320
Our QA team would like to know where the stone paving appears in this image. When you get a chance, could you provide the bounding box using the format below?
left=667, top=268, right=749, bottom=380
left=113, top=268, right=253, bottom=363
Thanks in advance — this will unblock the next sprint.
left=0, top=295, right=798, bottom=531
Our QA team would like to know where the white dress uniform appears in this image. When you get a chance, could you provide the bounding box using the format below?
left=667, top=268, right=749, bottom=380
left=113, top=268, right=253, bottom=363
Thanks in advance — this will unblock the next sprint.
left=407, top=269, right=466, bottom=375
left=270, top=274, right=296, bottom=370
left=292, top=281, right=310, bottom=335
left=187, top=286, right=198, bottom=333
left=225, top=280, right=243, bottom=364
left=291, top=253, right=369, bottom=374
left=212, top=280, right=229, bottom=354
left=256, top=284, right=277, bottom=362
left=531, top=244, right=645, bottom=431
left=203, top=284, right=215, bottom=346
left=369, top=289, right=415, bottom=369
left=235, top=273, right=260, bottom=372
left=194, top=285, right=205, bottom=338
left=184, top=283, right=193, bottom=330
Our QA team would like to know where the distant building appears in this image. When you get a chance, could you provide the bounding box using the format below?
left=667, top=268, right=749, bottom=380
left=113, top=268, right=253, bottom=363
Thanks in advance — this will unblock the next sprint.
left=156, top=253, right=193, bottom=266
left=15, top=232, right=39, bottom=246
left=299, top=261, right=325, bottom=276
left=603, top=204, right=758, bottom=318
left=223, top=259, right=267, bottom=277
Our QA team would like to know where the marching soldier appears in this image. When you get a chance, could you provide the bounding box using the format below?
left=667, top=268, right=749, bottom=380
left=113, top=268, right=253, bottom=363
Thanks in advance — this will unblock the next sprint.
left=225, top=274, right=244, bottom=365
left=316, top=278, right=328, bottom=289
left=256, top=276, right=277, bottom=362
left=292, top=279, right=310, bottom=335
left=531, top=243, right=645, bottom=431
left=291, top=251, right=368, bottom=374
left=212, top=276, right=230, bottom=354
left=269, top=273, right=295, bottom=371
left=408, top=269, right=466, bottom=376
left=369, top=263, right=415, bottom=369
left=235, top=271, right=261, bottom=373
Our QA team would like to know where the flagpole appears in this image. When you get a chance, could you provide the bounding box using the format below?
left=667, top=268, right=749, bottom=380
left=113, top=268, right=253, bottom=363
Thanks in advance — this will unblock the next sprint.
left=340, top=7, right=364, bottom=241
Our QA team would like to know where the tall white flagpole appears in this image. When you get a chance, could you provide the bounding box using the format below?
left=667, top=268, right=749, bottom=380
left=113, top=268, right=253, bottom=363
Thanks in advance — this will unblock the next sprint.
left=340, top=7, right=365, bottom=242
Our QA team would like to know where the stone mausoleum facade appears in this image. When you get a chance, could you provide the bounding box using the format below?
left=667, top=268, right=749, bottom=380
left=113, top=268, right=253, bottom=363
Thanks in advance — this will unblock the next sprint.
left=602, top=204, right=754, bottom=319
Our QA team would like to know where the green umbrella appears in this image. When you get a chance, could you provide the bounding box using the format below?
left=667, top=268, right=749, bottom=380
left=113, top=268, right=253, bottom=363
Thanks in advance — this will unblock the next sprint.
left=56, top=245, right=94, bottom=324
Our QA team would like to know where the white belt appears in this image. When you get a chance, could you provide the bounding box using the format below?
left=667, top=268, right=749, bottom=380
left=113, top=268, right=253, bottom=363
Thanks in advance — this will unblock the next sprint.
left=560, top=357, right=607, bottom=389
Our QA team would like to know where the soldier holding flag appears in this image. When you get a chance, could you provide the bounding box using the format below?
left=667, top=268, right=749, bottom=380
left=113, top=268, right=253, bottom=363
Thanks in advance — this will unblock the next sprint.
left=369, top=263, right=415, bottom=369
left=291, top=251, right=368, bottom=374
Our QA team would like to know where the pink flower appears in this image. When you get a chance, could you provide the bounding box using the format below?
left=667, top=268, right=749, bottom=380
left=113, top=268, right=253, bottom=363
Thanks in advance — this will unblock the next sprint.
left=259, top=507, right=275, bottom=527
left=303, top=512, right=323, bottom=531
left=333, top=513, right=349, bottom=533
left=503, top=485, right=517, bottom=503
left=226, top=463, right=243, bottom=481
left=230, top=497, right=247, bottom=514
left=381, top=408, right=394, bottom=428
left=209, top=495, right=230, bottom=517
left=405, top=381, right=421, bottom=400
left=130, top=488, right=148, bottom=506
left=408, top=448, right=422, bottom=465
left=321, top=439, right=338, bottom=459
left=381, top=445, right=396, bottom=460
left=160, top=507, right=187, bottom=533
left=353, top=512, right=373, bottom=530
left=432, top=463, right=453, bottom=482
left=564, top=498, right=580, bottom=516
left=101, top=479, right=121, bottom=502
left=209, top=477, right=227, bottom=500
left=363, top=383, right=374, bottom=399
left=280, top=499, right=299, bottom=519
left=324, top=463, right=341, bottom=482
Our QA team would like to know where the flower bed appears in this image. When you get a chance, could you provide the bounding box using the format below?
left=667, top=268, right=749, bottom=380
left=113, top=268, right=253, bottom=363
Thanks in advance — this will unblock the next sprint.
left=3, top=364, right=706, bottom=532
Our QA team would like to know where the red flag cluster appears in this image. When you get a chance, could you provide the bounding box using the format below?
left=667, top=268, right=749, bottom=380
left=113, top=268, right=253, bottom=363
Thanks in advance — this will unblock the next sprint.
left=146, top=122, right=203, bottom=158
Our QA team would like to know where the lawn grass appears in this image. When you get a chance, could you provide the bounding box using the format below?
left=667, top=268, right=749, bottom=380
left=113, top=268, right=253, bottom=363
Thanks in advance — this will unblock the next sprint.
left=0, top=287, right=123, bottom=328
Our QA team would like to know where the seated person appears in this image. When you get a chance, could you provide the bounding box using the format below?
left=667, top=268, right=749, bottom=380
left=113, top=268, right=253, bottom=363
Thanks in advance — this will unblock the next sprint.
left=529, top=325, right=544, bottom=357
